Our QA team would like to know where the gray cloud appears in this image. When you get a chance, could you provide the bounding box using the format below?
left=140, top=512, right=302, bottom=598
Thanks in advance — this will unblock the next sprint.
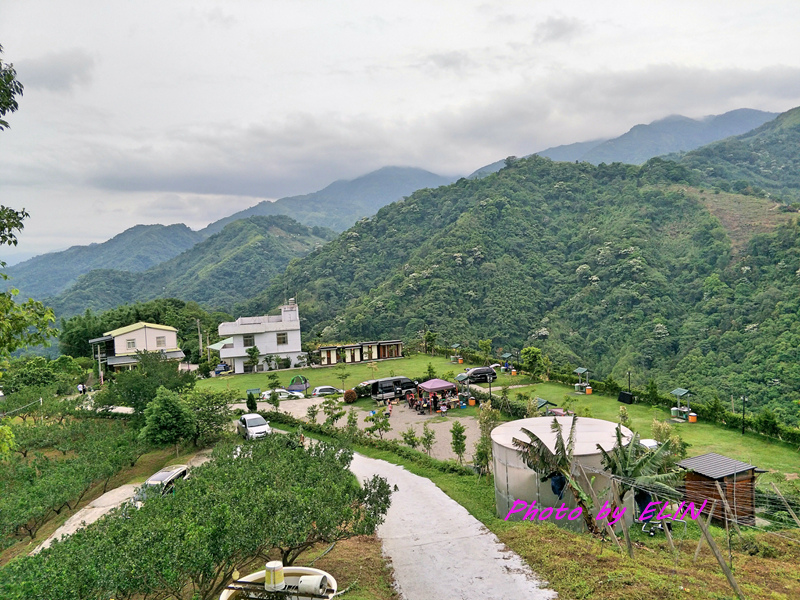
left=67, top=66, right=800, bottom=203
left=17, top=48, right=95, bottom=92
left=535, top=17, right=584, bottom=43
left=423, top=51, right=476, bottom=73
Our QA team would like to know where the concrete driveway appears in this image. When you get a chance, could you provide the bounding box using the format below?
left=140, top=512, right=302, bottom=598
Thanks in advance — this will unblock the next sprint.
left=349, top=453, right=556, bottom=600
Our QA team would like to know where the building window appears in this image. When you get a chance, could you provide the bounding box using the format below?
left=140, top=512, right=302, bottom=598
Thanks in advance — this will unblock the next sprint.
left=156, top=336, right=166, bottom=348
left=243, top=334, right=255, bottom=347
left=277, top=332, right=288, bottom=345
left=126, top=339, right=136, bottom=350
left=243, top=364, right=254, bottom=373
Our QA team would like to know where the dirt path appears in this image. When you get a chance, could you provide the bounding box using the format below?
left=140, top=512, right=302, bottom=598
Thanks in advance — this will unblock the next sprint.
left=349, top=453, right=556, bottom=600
left=31, top=449, right=213, bottom=555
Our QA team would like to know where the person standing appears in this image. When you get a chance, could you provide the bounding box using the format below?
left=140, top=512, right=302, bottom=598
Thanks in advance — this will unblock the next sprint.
left=77, top=383, right=83, bottom=395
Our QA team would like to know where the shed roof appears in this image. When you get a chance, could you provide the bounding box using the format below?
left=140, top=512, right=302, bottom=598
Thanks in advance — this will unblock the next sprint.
left=573, top=367, right=588, bottom=374
left=671, top=388, right=690, bottom=397
left=677, top=453, right=759, bottom=479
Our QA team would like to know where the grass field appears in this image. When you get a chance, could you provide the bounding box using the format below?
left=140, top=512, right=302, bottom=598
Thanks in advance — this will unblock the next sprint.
left=502, top=382, right=800, bottom=483
left=200, top=356, right=800, bottom=480
left=196, top=354, right=473, bottom=395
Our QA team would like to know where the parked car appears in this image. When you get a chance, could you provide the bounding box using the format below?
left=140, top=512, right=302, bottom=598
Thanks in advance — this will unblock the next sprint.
left=132, top=464, right=189, bottom=508
left=237, top=413, right=272, bottom=439
left=370, top=377, right=417, bottom=403
left=261, top=388, right=304, bottom=400
left=465, top=366, right=497, bottom=384
left=311, top=386, right=344, bottom=397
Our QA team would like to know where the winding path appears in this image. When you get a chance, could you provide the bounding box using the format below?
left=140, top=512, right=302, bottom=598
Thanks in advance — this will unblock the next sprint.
left=349, top=454, right=556, bottom=600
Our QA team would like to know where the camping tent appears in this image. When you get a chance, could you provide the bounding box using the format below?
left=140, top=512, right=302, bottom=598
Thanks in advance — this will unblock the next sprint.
left=418, top=378, right=457, bottom=393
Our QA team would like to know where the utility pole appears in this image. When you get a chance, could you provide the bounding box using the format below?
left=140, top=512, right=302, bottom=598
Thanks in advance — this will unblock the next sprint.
left=197, top=319, right=203, bottom=358
left=206, top=332, right=210, bottom=362
left=741, top=396, right=747, bottom=435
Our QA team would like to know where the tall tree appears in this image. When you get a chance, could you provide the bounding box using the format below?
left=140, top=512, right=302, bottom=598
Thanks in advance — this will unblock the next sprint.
left=138, top=386, right=196, bottom=451
left=0, top=44, right=23, bottom=130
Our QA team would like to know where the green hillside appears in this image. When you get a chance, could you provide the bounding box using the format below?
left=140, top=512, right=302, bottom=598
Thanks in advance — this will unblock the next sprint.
left=239, top=155, right=800, bottom=425
left=3, top=224, right=203, bottom=299
left=48, top=215, right=335, bottom=317
left=676, top=106, right=800, bottom=202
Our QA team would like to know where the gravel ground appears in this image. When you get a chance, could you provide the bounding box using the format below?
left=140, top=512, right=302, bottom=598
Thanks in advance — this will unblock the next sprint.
left=239, top=397, right=482, bottom=461
left=349, top=453, right=557, bottom=600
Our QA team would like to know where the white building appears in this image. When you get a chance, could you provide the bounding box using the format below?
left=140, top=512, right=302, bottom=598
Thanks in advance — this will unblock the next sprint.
left=88, top=322, right=185, bottom=372
left=218, top=300, right=303, bottom=374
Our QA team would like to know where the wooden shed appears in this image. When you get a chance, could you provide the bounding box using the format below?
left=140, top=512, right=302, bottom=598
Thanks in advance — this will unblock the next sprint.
left=677, top=453, right=764, bottom=526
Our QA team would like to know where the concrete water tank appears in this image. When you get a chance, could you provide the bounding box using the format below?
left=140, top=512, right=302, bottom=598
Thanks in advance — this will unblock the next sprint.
left=491, top=416, right=634, bottom=532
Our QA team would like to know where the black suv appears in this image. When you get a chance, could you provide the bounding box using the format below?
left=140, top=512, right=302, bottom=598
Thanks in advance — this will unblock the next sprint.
left=466, top=366, right=497, bottom=383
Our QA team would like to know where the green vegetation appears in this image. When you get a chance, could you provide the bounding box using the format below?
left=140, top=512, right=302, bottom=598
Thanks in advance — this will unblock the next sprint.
left=0, top=437, right=391, bottom=600
left=234, top=149, right=800, bottom=425
left=677, top=106, right=800, bottom=202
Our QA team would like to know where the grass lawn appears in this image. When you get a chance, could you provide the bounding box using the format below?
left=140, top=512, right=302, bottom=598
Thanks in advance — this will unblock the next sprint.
left=196, top=354, right=477, bottom=396
left=500, top=382, right=800, bottom=484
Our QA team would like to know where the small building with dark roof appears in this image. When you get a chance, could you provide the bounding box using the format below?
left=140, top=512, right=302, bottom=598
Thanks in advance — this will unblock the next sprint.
left=677, top=452, right=764, bottom=526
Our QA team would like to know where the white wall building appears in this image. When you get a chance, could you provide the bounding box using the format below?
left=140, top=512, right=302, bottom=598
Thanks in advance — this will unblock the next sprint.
left=218, top=300, right=303, bottom=374
left=88, top=322, right=185, bottom=371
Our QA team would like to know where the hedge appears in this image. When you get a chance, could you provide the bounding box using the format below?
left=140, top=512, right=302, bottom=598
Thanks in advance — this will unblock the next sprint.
left=260, top=410, right=475, bottom=476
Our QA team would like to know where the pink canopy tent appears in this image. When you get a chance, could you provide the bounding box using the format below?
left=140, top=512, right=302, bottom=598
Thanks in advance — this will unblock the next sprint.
left=418, top=378, right=457, bottom=393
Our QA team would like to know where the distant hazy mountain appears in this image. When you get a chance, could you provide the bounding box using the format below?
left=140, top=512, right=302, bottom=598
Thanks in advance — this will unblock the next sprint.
left=583, top=109, right=778, bottom=165
left=7, top=166, right=453, bottom=303
left=537, top=139, right=609, bottom=163
left=4, top=224, right=204, bottom=300
left=467, top=108, right=778, bottom=178
left=676, top=105, right=800, bottom=201
left=202, top=166, right=456, bottom=236
left=48, top=215, right=335, bottom=317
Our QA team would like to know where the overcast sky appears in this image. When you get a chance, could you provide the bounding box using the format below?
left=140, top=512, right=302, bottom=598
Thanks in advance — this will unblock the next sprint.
left=2, top=0, right=800, bottom=262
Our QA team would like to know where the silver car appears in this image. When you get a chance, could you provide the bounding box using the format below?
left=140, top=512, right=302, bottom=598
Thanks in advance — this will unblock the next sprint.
left=237, top=413, right=271, bottom=439
left=132, top=464, right=189, bottom=508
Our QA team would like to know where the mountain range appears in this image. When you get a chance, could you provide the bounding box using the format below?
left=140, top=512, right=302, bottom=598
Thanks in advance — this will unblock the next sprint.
left=233, top=105, right=800, bottom=424
left=468, top=108, right=778, bottom=178
left=5, top=167, right=452, bottom=301
left=46, top=103, right=800, bottom=425
left=47, top=216, right=335, bottom=317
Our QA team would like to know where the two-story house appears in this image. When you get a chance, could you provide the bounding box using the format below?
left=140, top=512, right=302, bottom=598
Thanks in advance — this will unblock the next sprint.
left=217, top=300, right=303, bottom=374
left=88, top=322, right=185, bottom=372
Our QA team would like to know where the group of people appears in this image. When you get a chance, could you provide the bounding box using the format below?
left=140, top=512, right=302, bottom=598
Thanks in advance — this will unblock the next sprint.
left=76, top=383, right=89, bottom=395
left=407, top=389, right=458, bottom=414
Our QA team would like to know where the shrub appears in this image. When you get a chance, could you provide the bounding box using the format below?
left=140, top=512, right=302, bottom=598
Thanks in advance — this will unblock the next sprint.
left=343, top=389, right=358, bottom=404
left=246, top=392, right=257, bottom=412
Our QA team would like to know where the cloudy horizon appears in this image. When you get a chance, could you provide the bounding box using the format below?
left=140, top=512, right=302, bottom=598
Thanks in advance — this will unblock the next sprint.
left=2, top=1, right=800, bottom=261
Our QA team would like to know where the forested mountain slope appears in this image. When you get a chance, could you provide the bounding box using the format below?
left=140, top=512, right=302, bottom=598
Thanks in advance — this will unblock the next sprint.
left=240, top=156, right=800, bottom=424
left=201, top=166, right=455, bottom=235
left=48, top=216, right=335, bottom=317
left=676, top=106, right=800, bottom=202
left=3, top=224, right=203, bottom=299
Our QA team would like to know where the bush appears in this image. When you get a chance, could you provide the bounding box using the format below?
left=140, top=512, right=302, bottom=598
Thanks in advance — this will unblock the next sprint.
left=353, top=384, right=371, bottom=398
left=246, top=392, right=257, bottom=412
left=343, top=389, right=358, bottom=404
